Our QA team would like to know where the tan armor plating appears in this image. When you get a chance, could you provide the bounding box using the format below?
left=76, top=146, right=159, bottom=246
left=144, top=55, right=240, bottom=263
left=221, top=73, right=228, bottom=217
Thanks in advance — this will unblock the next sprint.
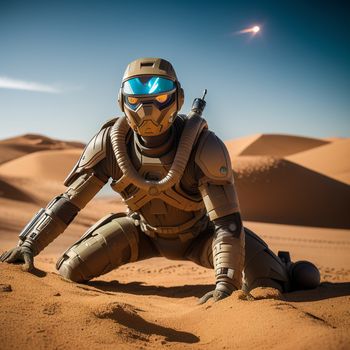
left=110, top=115, right=207, bottom=194
left=107, top=114, right=212, bottom=238
left=17, top=121, right=113, bottom=256
left=118, top=58, right=184, bottom=137
left=25, top=172, right=107, bottom=256
left=62, top=114, right=244, bottom=290
left=243, top=228, right=289, bottom=292
left=9, top=57, right=315, bottom=296
left=122, top=58, right=178, bottom=81
left=200, top=182, right=240, bottom=221
left=212, top=229, right=245, bottom=290
left=194, top=130, right=244, bottom=289
left=195, top=130, right=233, bottom=181
left=25, top=207, right=68, bottom=256
left=15, top=112, right=292, bottom=292
left=196, top=130, right=240, bottom=220
left=57, top=213, right=140, bottom=282
left=64, top=119, right=117, bottom=186
left=63, top=173, right=104, bottom=208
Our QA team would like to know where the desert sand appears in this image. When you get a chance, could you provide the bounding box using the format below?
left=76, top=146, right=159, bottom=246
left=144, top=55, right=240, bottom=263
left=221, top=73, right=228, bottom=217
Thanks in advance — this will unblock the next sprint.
left=0, top=133, right=349, bottom=350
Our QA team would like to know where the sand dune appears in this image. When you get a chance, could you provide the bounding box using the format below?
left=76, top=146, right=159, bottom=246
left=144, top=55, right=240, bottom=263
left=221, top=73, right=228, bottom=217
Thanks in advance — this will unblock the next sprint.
left=224, top=134, right=261, bottom=156
left=0, top=133, right=348, bottom=229
left=0, top=132, right=349, bottom=350
left=287, top=139, right=350, bottom=184
left=0, top=134, right=84, bottom=165
left=233, top=156, right=350, bottom=228
left=323, top=137, right=346, bottom=142
left=0, top=149, right=82, bottom=182
left=0, top=255, right=349, bottom=350
left=226, top=134, right=328, bottom=157
left=0, top=177, right=34, bottom=203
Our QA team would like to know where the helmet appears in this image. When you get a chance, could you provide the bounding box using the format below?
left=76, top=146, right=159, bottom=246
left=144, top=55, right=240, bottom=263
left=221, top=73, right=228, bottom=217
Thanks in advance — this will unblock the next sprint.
left=118, top=57, right=184, bottom=136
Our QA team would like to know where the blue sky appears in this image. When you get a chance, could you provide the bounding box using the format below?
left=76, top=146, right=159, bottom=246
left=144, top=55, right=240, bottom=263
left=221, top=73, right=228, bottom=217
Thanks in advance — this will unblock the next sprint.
left=0, top=0, right=349, bottom=143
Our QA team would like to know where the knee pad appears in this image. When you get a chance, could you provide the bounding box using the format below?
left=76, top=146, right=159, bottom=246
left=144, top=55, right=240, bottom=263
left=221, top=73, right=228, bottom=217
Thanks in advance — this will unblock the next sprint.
left=56, top=213, right=139, bottom=282
left=57, top=249, right=87, bottom=283
left=56, top=234, right=114, bottom=282
left=289, top=261, right=320, bottom=290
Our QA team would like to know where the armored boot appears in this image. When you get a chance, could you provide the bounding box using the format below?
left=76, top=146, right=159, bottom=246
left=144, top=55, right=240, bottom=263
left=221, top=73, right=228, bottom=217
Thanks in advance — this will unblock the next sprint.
left=278, top=251, right=320, bottom=291
left=243, top=228, right=320, bottom=293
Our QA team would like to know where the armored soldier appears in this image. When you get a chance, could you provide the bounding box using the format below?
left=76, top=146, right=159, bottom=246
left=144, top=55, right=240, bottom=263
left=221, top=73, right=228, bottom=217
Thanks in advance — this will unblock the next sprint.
left=1, top=58, right=320, bottom=303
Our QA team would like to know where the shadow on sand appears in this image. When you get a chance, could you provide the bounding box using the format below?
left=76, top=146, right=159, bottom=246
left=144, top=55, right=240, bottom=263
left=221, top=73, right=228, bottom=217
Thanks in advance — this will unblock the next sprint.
left=29, top=267, right=47, bottom=278
left=88, top=280, right=350, bottom=302
left=88, top=280, right=214, bottom=299
left=95, top=302, right=200, bottom=344
left=283, top=282, right=350, bottom=302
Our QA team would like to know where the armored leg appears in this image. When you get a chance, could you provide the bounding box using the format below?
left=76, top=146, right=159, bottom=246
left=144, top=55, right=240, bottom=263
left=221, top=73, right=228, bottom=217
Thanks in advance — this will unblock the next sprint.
left=243, top=228, right=321, bottom=292
left=189, top=226, right=291, bottom=292
left=56, top=213, right=159, bottom=282
left=185, top=222, right=214, bottom=268
left=242, top=228, right=290, bottom=292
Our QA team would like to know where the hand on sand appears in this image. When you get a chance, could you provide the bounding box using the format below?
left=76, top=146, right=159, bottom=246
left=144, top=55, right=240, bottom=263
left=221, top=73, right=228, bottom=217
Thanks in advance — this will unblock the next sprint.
left=0, top=244, right=34, bottom=272
left=198, top=289, right=230, bottom=304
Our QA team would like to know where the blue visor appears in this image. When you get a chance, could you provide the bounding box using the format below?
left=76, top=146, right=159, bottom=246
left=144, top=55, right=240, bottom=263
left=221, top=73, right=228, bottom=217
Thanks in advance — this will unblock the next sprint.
left=123, top=76, right=175, bottom=95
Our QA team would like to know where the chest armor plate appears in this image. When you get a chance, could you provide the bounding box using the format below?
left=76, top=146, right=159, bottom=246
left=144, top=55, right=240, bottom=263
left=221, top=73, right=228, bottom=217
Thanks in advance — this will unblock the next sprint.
left=111, top=136, right=205, bottom=214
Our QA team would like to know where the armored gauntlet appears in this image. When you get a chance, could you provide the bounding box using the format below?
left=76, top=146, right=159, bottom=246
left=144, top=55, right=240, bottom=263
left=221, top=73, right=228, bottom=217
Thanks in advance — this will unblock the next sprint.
left=18, top=195, right=79, bottom=255
left=0, top=195, right=78, bottom=270
left=212, top=213, right=245, bottom=294
left=195, top=129, right=245, bottom=303
left=18, top=172, right=105, bottom=256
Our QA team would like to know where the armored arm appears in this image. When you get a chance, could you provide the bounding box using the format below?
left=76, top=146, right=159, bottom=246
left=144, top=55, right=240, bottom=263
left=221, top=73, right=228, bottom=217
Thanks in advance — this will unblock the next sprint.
left=1, top=122, right=115, bottom=268
left=18, top=172, right=106, bottom=256
left=195, top=130, right=245, bottom=301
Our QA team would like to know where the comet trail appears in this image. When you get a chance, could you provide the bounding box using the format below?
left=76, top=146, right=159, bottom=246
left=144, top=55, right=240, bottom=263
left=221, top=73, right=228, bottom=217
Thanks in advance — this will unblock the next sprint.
left=236, top=25, right=261, bottom=35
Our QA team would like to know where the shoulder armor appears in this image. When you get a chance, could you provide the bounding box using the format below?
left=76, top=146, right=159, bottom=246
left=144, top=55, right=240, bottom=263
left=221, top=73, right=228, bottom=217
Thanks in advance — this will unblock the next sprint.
left=99, top=117, right=119, bottom=130
left=195, top=130, right=233, bottom=181
left=64, top=118, right=118, bottom=186
left=173, top=114, right=207, bottom=144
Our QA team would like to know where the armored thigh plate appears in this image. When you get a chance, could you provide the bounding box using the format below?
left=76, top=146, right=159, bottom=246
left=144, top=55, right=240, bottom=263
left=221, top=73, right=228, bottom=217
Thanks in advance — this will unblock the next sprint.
left=56, top=213, right=140, bottom=282
left=242, top=228, right=289, bottom=292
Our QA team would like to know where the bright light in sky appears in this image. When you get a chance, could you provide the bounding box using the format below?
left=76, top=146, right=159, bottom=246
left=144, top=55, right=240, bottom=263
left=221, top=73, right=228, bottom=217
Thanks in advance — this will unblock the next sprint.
left=1, top=1, right=349, bottom=142
left=236, top=25, right=261, bottom=35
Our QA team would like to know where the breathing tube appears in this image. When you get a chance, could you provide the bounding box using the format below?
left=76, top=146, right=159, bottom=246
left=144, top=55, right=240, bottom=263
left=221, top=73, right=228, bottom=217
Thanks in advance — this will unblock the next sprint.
left=110, top=90, right=208, bottom=195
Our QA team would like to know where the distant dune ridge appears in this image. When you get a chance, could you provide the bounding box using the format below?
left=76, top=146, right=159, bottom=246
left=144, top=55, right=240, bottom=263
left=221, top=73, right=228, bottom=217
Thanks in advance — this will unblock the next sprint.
left=0, top=177, right=34, bottom=203
left=286, top=139, right=350, bottom=184
left=225, top=133, right=329, bottom=157
left=232, top=156, right=350, bottom=228
left=0, top=132, right=349, bottom=350
left=227, top=134, right=350, bottom=228
left=0, top=149, right=83, bottom=182
left=0, top=132, right=349, bottom=228
left=0, top=134, right=84, bottom=165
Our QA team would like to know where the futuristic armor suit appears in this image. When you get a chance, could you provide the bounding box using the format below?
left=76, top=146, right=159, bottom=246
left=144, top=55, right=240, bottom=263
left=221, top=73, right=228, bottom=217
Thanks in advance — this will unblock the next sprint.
left=1, top=58, right=320, bottom=302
